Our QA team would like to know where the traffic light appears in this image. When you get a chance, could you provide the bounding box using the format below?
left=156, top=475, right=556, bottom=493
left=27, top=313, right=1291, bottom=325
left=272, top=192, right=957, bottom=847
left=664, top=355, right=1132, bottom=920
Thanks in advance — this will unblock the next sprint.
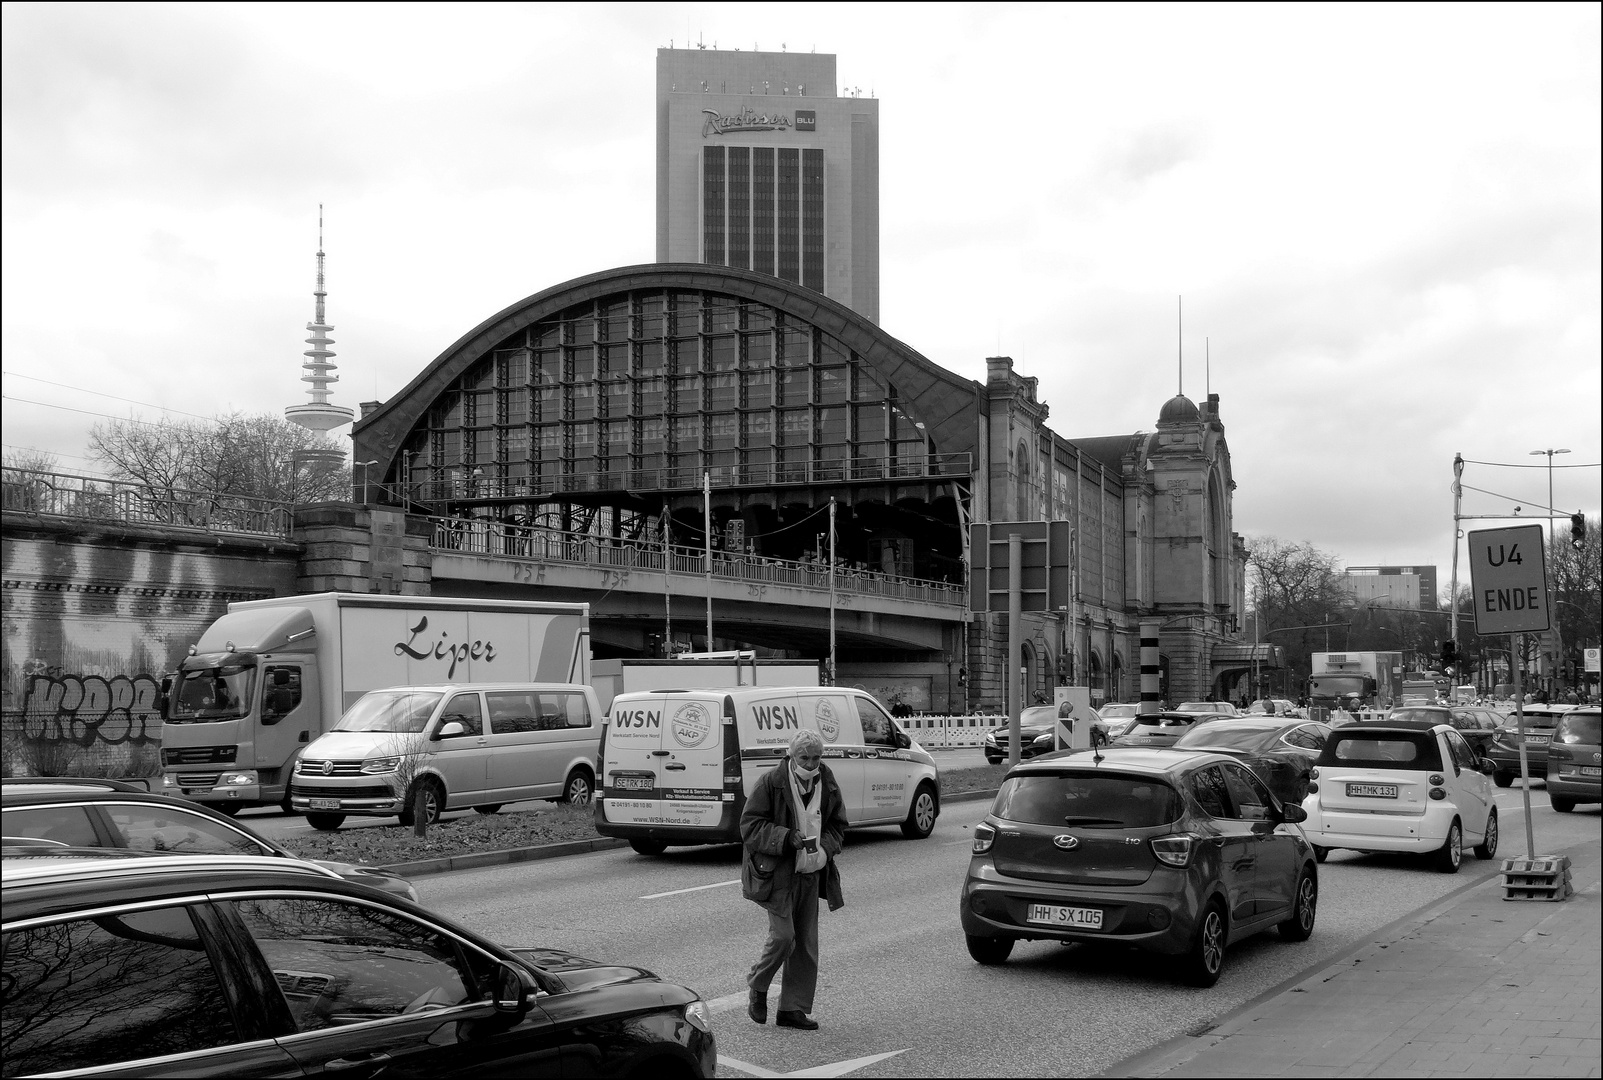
left=1572, top=513, right=1586, bottom=550
left=1440, top=639, right=1457, bottom=672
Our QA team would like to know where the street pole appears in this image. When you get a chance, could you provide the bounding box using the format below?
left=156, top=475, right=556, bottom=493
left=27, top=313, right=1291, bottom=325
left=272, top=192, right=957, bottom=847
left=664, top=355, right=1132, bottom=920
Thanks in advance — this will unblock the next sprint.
left=1531, top=448, right=1570, bottom=695
left=703, top=471, right=713, bottom=651
left=1513, top=631, right=1534, bottom=857
left=663, top=498, right=672, bottom=657
left=828, top=497, right=837, bottom=686
left=1450, top=454, right=1463, bottom=658
left=1008, top=532, right=1023, bottom=767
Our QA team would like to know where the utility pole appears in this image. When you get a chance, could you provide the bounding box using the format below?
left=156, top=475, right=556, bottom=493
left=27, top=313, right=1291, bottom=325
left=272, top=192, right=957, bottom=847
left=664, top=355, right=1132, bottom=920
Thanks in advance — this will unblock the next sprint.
left=828, top=497, right=837, bottom=685
left=703, top=471, right=713, bottom=650
left=1530, top=447, right=1570, bottom=694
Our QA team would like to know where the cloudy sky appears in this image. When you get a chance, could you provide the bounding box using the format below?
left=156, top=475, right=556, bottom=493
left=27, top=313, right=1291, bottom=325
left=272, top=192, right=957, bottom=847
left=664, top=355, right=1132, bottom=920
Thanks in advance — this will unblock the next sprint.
left=3, top=2, right=1598, bottom=581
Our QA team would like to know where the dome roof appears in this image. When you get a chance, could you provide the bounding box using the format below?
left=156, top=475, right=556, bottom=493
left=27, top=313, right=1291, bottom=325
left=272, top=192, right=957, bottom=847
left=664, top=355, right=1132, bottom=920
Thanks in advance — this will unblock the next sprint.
left=1158, top=393, right=1200, bottom=425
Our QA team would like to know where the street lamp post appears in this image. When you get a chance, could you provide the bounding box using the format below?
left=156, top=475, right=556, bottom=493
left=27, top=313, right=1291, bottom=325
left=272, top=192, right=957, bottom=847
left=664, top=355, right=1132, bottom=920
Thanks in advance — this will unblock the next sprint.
left=1530, top=447, right=1570, bottom=694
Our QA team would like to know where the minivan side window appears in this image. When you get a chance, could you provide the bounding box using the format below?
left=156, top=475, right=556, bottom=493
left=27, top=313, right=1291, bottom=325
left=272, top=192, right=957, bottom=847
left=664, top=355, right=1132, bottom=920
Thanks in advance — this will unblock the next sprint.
left=1, top=906, right=239, bottom=1075
left=440, top=694, right=483, bottom=736
left=856, top=698, right=895, bottom=746
left=486, top=691, right=540, bottom=734
left=536, top=691, right=591, bottom=729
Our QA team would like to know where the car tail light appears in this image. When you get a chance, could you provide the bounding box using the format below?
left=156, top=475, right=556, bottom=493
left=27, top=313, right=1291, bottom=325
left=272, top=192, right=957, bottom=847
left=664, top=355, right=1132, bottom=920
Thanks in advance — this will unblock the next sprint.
left=1309, top=768, right=1319, bottom=780
left=1151, top=834, right=1195, bottom=868
left=1307, top=781, right=1319, bottom=793
left=1429, top=788, right=1447, bottom=800
left=1429, top=774, right=1445, bottom=786
left=972, top=822, right=996, bottom=855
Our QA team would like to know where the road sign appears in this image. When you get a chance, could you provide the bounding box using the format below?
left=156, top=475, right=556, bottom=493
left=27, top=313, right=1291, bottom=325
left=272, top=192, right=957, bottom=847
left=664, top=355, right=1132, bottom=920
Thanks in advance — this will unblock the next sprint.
left=1467, top=525, right=1551, bottom=635
left=968, top=521, right=1073, bottom=613
left=1586, top=648, right=1601, bottom=674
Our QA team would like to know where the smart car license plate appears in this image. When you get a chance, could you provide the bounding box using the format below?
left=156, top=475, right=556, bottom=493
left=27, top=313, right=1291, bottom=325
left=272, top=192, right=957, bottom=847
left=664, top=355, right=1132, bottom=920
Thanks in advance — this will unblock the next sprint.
left=308, top=798, right=340, bottom=810
left=1027, top=904, right=1103, bottom=930
left=612, top=775, right=653, bottom=792
left=1346, top=783, right=1398, bottom=798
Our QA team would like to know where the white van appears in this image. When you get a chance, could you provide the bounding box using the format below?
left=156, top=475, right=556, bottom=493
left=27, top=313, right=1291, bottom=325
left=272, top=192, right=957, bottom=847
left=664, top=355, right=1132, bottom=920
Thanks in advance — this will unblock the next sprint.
left=288, top=683, right=602, bottom=830
left=594, top=686, right=941, bottom=855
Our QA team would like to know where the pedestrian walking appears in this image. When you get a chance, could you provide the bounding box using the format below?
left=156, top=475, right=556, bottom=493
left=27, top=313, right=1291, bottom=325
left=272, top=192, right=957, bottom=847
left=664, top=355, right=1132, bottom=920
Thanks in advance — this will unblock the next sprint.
left=739, top=729, right=847, bottom=1031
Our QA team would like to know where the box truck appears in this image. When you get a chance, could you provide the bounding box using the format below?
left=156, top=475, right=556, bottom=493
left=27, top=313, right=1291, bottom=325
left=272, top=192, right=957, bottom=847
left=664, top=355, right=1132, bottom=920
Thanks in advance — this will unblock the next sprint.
left=158, top=593, right=590, bottom=812
left=1308, top=651, right=1405, bottom=714
left=590, top=654, right=820, bottom=714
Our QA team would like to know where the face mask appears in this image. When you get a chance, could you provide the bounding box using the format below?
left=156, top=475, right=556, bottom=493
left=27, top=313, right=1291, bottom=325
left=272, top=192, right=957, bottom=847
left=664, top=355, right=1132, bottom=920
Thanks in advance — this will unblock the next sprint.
left=794, top=763, right=820, bottom=781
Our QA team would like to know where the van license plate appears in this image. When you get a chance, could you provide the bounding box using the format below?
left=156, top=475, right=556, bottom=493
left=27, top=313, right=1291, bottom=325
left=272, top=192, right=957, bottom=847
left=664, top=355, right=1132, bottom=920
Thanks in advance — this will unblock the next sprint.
left=1582, top=767, right=1601, bottom=777
left=1027, top=904, right=1103, bottom=930
left=613, top=776, right=653, bottom=792
left=308, top=799, right=340, bottom=810
left=1346, top=783, right=1398, bottom=798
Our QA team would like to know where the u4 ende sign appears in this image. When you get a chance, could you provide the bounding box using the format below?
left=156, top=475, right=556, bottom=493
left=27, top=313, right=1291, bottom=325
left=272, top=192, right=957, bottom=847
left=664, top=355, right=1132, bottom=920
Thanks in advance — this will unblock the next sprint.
left=1467, top=524, right=1551, bottom=635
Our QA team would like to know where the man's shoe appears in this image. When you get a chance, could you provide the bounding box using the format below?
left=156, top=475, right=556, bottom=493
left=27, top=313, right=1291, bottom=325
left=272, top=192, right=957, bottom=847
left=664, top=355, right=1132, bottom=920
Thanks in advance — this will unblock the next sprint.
left=776, top=1011, right=819, bottom=1030
left=747, top=990, right=767, bottom=1025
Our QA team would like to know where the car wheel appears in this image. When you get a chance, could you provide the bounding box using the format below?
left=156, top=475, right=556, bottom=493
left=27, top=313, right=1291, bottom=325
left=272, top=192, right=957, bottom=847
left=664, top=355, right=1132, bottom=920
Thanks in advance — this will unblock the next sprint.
left=306, top=812, right=345, bottom=831
left=1181, top=901, right=1228, bottom=987
left=1493, top=770, right=1514, bottom=788
left=965, top=934, right=1014, bottom=965
left=1313, top=845, right=1329, bottom=863
left=1550, top=795, right=1576, bottom=814
left=901, top=783, right=938, bottom=839
left=1432, top=818, right=1462, bottom=874
left=563, top=769, right=594, bottom=806
left=473, top=804, right=502, bottom=815
left=1473, top=810, right=1499, bottom=859
left=398, top=779, right=444, bottom=827
left=629, top=838, right=669, bottom=856
left=1279, top=869, right=1317, bottom=941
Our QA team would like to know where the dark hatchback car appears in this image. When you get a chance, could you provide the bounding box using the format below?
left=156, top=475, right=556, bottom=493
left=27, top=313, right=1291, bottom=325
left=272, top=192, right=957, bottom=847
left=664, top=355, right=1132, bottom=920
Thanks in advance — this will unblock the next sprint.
left=1545, top=708, right=1602, bottom=813
left=1, top=853, right=716, bottom=1078
left=1484, top=705, right=1570, bottom=785
left=1, top=777, right=417, bottom=901
left=960, top=748, right=1318, bottom=987
left=1171, top=718, right=1333, bottom=805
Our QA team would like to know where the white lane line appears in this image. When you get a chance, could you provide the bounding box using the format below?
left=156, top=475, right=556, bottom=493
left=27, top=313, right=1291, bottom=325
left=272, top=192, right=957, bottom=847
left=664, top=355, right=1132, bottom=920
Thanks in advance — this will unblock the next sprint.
left=717, top=1050, right=910, bottom=1078
left=638, top=878, right=740, bottom=900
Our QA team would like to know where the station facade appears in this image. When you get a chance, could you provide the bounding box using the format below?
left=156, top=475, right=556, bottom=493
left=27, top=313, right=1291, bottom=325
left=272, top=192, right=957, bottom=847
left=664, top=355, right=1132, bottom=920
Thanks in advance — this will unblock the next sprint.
left=351, top=264, right=1254, bottom=710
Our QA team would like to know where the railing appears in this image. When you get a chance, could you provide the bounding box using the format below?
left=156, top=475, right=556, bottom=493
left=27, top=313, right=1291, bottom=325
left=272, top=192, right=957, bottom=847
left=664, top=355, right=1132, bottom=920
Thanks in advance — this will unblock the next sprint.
left=409, top=452, right=973, bottom=504
left=2, top=468, right=292, bottom=538
left=429, top=517, right=968, bottom=607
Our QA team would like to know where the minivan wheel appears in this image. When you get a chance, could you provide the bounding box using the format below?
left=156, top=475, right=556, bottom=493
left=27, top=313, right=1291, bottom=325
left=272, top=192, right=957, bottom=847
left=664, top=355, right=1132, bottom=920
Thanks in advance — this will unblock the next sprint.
left=965, top=934, right=1014, bottom=965
left=1474, top=810, right=1499, bottom=859
left=563, top=769, right=594, bottom=806
left=306, top=812, right=345, bottom=831
left=473, top=804, right=502, bottom=815
left=1181, top=902, right=1227, bottom=987
left=1432, top=819, right=1463, bottom=874
left=901, top=783, right=938, bottom=839
left=1279, top=870, right=1317, bottom=941
left=1550, top=795, right=1576, bottom=814
left=1493, top=770, right=1514, bottom=788
left=398, top=780, right=444, bottom=827
left=629, top=839, right=669, bottom=856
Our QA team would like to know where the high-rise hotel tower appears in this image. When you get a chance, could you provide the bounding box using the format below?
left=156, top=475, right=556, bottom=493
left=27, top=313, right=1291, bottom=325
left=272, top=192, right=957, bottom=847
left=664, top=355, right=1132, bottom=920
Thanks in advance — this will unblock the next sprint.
left=656, top=48, right=880, bottom=323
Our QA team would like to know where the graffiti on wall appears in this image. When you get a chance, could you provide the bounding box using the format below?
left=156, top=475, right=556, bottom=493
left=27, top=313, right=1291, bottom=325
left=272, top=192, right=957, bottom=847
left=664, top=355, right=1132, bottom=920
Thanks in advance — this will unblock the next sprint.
left=17, top=660, right=162, bottom=747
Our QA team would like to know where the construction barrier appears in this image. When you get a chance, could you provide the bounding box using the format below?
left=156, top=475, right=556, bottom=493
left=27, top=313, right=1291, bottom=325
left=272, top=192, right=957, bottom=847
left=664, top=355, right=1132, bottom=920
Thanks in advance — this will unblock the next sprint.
left=899, top=714, right=1004, bottom=748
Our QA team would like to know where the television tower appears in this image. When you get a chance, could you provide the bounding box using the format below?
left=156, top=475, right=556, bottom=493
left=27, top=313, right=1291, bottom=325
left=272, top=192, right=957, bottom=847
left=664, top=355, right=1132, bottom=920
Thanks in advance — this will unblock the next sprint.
left=285, top=206, right=355, bottom=433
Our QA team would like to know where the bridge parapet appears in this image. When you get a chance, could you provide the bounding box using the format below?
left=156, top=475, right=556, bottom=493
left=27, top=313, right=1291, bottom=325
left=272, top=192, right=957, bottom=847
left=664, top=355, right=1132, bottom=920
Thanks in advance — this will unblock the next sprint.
left=2, top=467, right=290, bottom=538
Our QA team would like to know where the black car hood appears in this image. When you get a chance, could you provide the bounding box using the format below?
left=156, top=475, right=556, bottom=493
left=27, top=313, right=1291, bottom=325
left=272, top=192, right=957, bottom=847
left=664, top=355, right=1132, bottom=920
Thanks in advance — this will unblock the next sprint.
left=511, top=947, right=660, bottom=992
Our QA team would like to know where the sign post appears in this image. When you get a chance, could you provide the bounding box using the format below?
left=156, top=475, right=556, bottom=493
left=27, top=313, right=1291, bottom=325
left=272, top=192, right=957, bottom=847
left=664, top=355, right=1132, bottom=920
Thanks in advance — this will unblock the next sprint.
left=1467, top=524, right=1551, bottom=858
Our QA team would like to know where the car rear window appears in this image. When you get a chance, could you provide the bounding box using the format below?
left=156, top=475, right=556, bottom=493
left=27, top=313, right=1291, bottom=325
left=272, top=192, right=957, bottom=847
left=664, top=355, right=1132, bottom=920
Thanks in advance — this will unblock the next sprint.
left=991, top=772, right=1180, bottom=828
left=1174, top=724, right=1276, bottom=751
left=1389, top=708, right=1449, bottom=725
left=1320, top=731, right=1443, bottom=771
left=1554, top=712, right=1601, bottom=746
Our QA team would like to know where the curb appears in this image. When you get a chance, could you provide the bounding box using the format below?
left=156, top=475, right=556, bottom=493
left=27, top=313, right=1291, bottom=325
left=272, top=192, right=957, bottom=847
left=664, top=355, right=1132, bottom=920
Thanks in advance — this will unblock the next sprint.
left=1101, top=833, right=1602, bottom=1078
left=380, top=787, right=1002, bottom=878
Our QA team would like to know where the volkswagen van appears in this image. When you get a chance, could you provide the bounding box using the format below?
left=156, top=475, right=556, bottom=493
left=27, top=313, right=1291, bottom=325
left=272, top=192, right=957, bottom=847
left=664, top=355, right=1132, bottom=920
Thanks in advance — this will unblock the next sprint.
left=594, top=686, right=940, bottom=855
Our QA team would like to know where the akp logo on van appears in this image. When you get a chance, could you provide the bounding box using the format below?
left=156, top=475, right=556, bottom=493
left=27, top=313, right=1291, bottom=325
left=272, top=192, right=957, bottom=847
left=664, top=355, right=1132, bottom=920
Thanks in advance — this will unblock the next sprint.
left=670, top=702, right=714, bottom=749
left=815, top=699, right=840, bottom=743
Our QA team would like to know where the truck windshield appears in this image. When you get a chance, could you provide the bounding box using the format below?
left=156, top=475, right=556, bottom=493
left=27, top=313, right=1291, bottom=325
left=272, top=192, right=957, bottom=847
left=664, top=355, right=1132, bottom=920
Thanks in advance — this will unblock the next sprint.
left=168, top=665, right=255, bottom=722
left=334, top=691, right=444, bottom=733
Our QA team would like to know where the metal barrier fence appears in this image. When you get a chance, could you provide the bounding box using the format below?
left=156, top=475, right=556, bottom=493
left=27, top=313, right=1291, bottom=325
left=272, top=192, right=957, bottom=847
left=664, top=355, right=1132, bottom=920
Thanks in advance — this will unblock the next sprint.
left=899, top=714, right=1004, bottom=748
left=1, top=467, right=291, bottom=538
left=430, top=518, right=968, bottom=607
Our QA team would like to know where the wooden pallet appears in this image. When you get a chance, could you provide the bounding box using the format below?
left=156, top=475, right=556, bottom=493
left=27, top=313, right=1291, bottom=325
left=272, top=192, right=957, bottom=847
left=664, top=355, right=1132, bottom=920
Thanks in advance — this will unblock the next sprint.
left=1500, top=855, right=1573, bottom=902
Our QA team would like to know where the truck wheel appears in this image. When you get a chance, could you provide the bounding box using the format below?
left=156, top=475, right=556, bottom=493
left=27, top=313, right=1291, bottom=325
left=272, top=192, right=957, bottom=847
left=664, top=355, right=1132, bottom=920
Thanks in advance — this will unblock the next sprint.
left=398, top=780, right=444, bottom=827
left=630, top=839, right=669, bottom=856
left=901, top=783, right=938, bottom=839
left=306, top=812, right=345, bottom=831
left=562, top=769, right=594, bottom=806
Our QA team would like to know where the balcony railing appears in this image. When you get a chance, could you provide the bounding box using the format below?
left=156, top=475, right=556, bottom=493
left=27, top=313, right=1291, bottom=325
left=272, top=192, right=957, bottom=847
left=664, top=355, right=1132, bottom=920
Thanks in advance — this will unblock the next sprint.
left=2, top=468, right=292, bottom=538
left=430, top=517, right=968, bottom=608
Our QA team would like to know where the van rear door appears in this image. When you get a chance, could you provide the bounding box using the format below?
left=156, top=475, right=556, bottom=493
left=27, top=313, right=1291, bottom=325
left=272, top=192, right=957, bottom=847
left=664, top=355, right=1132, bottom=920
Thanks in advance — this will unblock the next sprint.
left=602, top=692, right=726, bottom=830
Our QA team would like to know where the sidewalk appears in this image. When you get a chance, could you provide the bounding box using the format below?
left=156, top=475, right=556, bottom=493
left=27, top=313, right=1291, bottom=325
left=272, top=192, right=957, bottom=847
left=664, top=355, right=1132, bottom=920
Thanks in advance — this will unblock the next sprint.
left=1112, top=838, right=1601, bottom=1078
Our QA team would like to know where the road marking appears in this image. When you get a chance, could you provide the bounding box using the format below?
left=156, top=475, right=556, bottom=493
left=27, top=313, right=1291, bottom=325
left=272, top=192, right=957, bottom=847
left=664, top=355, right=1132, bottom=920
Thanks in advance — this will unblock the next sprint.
left=719, top=1050, right=909, bottom=1078
left=638, top=878, right=740, bottom=900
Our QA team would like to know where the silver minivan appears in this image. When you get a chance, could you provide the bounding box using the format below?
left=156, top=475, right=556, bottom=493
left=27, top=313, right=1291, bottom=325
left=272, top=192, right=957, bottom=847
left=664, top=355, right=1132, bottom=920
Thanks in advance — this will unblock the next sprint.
left=288, top=683, right=602, bottom=830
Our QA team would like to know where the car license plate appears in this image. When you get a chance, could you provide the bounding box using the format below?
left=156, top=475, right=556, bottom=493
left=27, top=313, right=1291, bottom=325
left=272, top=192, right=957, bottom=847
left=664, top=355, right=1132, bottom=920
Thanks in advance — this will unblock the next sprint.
left=1027, top=904, right=1103, bottom=930
left=1525, top=734, right=1549, bottom=743
left=1346, top=783, right=1398, bottom=798
left=182, top=788, right=209, bottom=795
left=1582, top=767, right=1602, bottom=777
left=613, top=775, right=653, bottom=792
left=308, top=798, right=340, bottom=811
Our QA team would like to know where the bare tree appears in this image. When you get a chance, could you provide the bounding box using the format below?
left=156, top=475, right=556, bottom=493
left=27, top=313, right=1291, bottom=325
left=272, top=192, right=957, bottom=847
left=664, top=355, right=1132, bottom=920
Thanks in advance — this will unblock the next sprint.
left=375, top=732, right=436, bottom=839
left=1245, top=536, right=1354, bottom=695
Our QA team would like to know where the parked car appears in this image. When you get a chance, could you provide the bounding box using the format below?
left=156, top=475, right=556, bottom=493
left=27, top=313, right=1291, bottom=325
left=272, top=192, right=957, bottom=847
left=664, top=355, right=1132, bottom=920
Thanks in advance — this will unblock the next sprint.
left=960, top=748, right=1318, bottom=987
left=1301, top=721, right=1499, bottom=873
left=1484, top=704, right=1572, bottom=786
left=1175, top=701, right=1241, bottom=719
left=1091, top=703, right=1142, bottom=739
left=1, top=852, right=716, bottom=1077
left=984, top=705, right=1060, bottom=764
left=1246, top=699, right=1301, bottom=718
left=1544, top=708, right=1602, bottom=813
left=1384, top=705, right=1501, bottom=758
left=1172, top=718, right=1332, bottom=805
left=1111, top=711, right=1216, bottom=749
left=0, top=777, right=418, bottom=901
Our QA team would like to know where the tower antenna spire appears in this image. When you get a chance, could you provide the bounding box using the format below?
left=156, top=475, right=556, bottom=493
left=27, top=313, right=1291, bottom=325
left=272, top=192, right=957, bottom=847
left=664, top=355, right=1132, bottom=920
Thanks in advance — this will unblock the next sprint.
left=285, top=205, right=354, bottom=435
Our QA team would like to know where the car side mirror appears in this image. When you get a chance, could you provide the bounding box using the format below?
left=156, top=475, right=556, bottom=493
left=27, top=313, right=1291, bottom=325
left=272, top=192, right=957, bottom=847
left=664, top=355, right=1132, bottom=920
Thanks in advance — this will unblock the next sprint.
left=433, top=720, right=467, bottom=741
left=894, top=729, right=911, bottom=750
left=1281, top=804, right=1308, bottom=824
left=494, top=962, right=535, bottom=1016
left=1480, top=759, right=1497, bottom=775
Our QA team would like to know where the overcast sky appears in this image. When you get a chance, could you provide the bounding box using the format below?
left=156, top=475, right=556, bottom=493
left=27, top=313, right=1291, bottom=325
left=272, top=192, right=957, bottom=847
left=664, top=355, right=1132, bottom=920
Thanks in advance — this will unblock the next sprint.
left=3, top=2, right=1598, bottom=582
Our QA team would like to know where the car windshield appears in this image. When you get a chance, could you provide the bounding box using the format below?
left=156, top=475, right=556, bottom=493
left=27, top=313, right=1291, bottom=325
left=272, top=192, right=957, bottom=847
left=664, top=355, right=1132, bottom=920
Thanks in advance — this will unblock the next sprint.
left=333, top=691, right=444, bottom=733
left=1099, top=705, right=1138, bottom=718
left=992, top=772, right=1181, bottom=828
left=1320, top=731, right=1443, bottom=771
left=1554, top=712, right=1601, bottom=745
left=1174, top=724, right=1278, bottom=751
left=1176, top=703, right=1225, bottom=713
left=1019, top=707, right=1058, bottom=726
left=166, top=664, right=255, bottom=722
